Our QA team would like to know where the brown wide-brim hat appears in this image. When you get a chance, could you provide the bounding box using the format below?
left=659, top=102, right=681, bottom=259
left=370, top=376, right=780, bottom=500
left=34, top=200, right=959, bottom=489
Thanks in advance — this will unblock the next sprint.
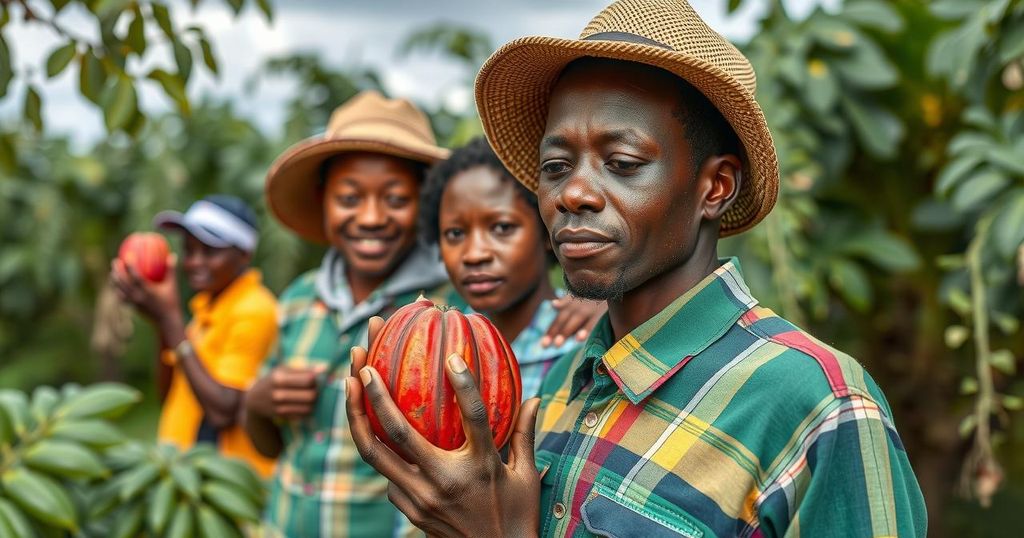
left=475, top=0, right=779, bottom=237
left=265, top=90, right=450, bottom=243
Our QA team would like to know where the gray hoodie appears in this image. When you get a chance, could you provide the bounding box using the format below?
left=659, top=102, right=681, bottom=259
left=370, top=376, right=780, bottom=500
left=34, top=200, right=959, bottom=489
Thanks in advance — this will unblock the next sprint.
left=314, top=244, right=449, bottom=335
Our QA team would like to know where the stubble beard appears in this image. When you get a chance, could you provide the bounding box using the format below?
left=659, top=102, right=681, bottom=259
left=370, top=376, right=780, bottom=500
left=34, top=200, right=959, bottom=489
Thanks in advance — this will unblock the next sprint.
left=563, top=266, right=629, bottom=303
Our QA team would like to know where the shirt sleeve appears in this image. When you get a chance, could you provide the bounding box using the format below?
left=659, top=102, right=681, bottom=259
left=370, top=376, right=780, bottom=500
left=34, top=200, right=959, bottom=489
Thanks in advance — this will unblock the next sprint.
left=208, top=309, right=278, bottom=390
left=760, top=395, right=927, bottom=538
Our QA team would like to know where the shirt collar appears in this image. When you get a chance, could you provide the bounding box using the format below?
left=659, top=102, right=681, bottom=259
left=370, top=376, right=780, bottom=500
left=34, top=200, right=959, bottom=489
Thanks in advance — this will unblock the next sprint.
left=189, top=268, right=262, bottom=323
left=588, top=258, right=758, bottom=404
left=512, top=299, right=580, bottom=364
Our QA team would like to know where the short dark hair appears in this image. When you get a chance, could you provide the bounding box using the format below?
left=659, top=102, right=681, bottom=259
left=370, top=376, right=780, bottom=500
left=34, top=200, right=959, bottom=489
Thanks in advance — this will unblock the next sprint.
left=559, top=57, right=744, bottom=177
left=419, top=137, right=542, bottom=247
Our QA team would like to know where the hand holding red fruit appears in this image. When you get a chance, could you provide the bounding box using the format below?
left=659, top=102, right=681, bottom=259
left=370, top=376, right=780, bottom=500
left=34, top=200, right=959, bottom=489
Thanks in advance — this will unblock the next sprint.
left=346, top=315, right=542, bottom=538
left=246, top=364, right=327, bottom=421
left=110, top=250, right=182, bottom=345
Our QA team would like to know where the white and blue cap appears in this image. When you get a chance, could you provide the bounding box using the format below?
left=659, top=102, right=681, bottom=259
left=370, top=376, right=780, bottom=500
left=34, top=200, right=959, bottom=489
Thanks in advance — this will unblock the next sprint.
left=153, top=195, right=259, bottom=253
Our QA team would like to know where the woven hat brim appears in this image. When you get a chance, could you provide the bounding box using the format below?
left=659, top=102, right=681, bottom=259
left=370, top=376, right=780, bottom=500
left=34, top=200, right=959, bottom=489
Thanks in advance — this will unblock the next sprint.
left=475, top=36, right=779, bottom=237
left=265, top=137, right=451, bottom=244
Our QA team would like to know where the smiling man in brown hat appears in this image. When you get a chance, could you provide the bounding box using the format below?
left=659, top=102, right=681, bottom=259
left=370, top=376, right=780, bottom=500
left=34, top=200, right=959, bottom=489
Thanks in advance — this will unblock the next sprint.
left=345, top=1, right=927, bottom=537
left=244, top=90, right=459, bottom=537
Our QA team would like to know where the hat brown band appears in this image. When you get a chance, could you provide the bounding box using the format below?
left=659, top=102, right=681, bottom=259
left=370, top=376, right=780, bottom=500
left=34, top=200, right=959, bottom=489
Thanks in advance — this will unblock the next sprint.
left=583, top=32, right=674, bottom=51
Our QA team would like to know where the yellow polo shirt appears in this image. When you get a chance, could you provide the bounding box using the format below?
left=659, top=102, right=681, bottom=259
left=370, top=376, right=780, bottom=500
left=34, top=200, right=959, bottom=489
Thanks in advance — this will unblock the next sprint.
left=157, top=269, right=278, bottom=477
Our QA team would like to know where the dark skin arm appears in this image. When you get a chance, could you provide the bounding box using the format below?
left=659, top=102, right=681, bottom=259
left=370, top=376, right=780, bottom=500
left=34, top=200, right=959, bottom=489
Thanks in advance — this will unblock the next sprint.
left=110, top=258, right=241, bottom=429
left=243, top=364, right=325, bottom=458
left=346, top=317, right=542, bottom=537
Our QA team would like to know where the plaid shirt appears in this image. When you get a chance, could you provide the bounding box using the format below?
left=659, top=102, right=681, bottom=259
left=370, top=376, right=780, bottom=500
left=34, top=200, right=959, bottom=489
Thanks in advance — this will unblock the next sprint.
left=535, top=259, right=926, bottom=537
left=511, top=297, right=581, bottom=401
left=261, top=269, right=461, bottom=538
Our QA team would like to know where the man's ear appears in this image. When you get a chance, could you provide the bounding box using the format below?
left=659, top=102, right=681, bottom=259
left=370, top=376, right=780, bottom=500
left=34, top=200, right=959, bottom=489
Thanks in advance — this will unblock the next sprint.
left=700, top=154, right=743, bottom=221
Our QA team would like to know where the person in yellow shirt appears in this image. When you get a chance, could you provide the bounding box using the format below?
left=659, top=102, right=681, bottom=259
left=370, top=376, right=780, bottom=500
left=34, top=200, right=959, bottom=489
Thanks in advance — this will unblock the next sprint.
left=111, top=195, right=277, bottom=477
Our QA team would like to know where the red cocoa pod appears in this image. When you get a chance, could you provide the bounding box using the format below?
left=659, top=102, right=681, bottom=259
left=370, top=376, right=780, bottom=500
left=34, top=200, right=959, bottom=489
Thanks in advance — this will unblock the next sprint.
left=364, top=296, right=522, bottom=454
left=118, top=232, right=170, bottom=282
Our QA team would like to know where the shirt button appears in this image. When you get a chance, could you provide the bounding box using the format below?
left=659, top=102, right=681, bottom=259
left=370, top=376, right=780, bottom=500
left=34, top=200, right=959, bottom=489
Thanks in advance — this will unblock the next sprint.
left=303, top=483, right=315, bottom=496
left=553, top=502, right=566, bottom=519
left=314, top=430, right=326, bottom=443
left=584, top=412, right=599, bottom=428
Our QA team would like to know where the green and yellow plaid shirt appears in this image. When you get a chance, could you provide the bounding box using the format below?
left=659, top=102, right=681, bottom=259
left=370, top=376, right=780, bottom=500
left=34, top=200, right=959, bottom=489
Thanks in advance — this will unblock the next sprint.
left=260, top=269, right=460, bottom=538
left=535, top=259, right=926, bottom=537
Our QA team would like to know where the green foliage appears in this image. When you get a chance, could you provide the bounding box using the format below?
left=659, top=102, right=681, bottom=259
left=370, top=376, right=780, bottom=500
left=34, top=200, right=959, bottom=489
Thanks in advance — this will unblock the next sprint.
left=0, top=0, right=273, bottom=134
left=0, top=382, right=264, bottom=535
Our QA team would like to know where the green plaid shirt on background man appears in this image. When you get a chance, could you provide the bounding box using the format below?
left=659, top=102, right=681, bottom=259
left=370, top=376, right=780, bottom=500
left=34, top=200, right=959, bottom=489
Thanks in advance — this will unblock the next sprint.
left=535, top=259, right=926, bottom=537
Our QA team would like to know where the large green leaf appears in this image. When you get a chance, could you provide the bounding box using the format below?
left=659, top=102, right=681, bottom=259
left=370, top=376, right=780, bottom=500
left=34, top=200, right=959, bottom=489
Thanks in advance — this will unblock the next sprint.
left=256, top=0, right=274, bottom=21
left=840, top=95, right=904, bottom=158
left=842, top=230, right=922, bottom=272
left=101, top=77, right=138, bottom=132
left=78, top=48, right=106, bottom=103
left=151, top=2, right=174, bottom=38
left=952, top=168, right=1010, bottom=212
left=116, top=461, right=161, bottom=501
left=936, top=153, right=984, bottom=196
left=55, top=382, right=140, bottom=420
left=111, top=502, right=144, bottom=538
left=147, top=477, right=176, bottom=534
left=832, top=39, right=898, bottom=89
left=199, top=36, right=218, bottom=76
left=0, top=35, right=12, bottom=99
left=0, top=466, right=77, bottom=531
left=201, top=481, right=260, bottom=522
left=828, top=258, right=872, bottom=311
left=803, top=59, right=838, bottom=113
left=0, top=498, right=34, bottom=538
left=49, top=419, right=125, bottom=447
left=999, top=15, right=1024, bottom=62
left=127, top=7, right=146, bottom=54
left=986, top=145, right=1024, bottom=176
left=29, top=386, right=59, bottom=423
left=23, top=85, right=42, bottom=131
left=170, top=462, right=201, bottom=500
left=197, top=504, right=241, bottom=538
left=173, top=39, right=193, bottom=84
left=45, top=42, right=77, bottom=78
left=194, top=456, right=263, bottom=500
left=0, top=390, right=31, bottom=436
left=166, top=503, right=194, bottom=538
left=993, top=190, right=1024, bottom=257
left=23, top=439, right=108, bottom=479
left=842, top=0, right=903, bottom=33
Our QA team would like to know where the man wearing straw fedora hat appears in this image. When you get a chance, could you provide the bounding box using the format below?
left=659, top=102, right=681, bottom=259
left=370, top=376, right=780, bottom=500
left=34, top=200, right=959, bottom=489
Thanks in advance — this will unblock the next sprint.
left=346, top=1, right=926, bottom=537
left=243, top=90, right=459, bottom=537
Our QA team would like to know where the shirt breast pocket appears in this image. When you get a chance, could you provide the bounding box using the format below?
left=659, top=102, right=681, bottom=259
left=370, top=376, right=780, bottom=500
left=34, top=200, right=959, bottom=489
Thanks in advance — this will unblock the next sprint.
left=581, top=480, right=707, bottom=538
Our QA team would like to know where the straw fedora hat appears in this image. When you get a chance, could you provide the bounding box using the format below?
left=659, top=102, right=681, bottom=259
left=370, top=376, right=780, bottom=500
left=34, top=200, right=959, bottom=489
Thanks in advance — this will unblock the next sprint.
left=475, top=0, right=779, bottom=237
left=265, top=90, right=450, bottom=243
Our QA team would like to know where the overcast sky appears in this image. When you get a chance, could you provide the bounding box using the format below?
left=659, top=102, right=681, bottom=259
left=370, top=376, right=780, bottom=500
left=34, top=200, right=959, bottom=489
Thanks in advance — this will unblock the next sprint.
left=1, top=0, right=834, bottom=145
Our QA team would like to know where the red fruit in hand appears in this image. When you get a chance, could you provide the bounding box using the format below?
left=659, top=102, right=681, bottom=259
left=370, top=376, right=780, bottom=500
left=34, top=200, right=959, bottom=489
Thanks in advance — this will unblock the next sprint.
left=118, top=232, right=170, bottom=282
left=364, top=297, right=522, bottom=454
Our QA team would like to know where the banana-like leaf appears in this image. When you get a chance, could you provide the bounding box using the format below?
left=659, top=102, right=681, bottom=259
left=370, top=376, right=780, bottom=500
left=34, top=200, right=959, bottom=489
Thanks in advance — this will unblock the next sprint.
left=0, top=466, right=77, bottom=531
left=49, top=419, right=125, bottom=447
left=166, top=502, right=194, bottom=538
left=116, top=461, right=161, bottom=501
left=201, top=481, right=261, bottom=522
left=0, top=498, right=35, bottom=538
left=147, top=476, right=176, bottom=535
left=55, top=382, right=140, bottom=420
left=23, top=439, right=108, bottom=479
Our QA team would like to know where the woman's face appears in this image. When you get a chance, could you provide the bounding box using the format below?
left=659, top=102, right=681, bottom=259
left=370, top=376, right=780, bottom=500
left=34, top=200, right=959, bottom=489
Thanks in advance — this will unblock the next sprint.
left=322, top=152, right=422, bottom=280
left=439, top=166, right=550, bottom=315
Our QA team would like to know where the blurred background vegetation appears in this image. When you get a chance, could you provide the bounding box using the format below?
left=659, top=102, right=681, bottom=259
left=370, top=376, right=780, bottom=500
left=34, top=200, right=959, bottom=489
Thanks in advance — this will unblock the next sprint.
left=1, top=0, right=1022, bottom=536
